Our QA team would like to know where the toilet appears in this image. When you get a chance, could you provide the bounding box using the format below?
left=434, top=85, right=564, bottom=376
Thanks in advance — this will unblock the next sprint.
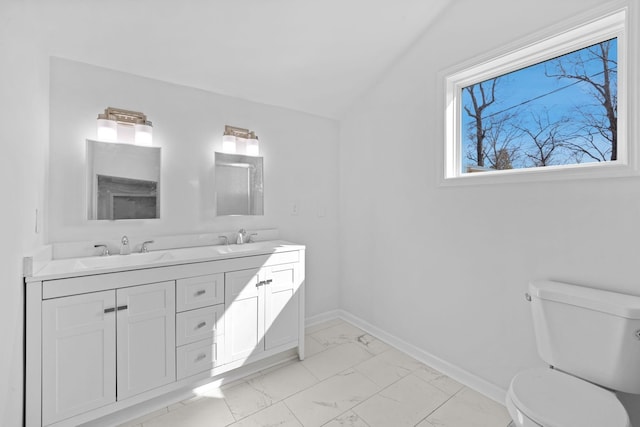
left=506, top=280, right=640, bottom=427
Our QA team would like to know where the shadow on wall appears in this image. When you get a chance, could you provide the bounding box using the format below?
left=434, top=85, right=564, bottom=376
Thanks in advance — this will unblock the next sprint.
left=617, top=392, right=640, bottom=426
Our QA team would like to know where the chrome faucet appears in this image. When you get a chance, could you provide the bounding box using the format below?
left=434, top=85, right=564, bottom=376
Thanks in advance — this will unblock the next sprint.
left=140, top=240, right=154, bottom=253
left=236, top=229, right=247, bottom=244
left=94, top=244, right=109, bottom=256
left=120, top=235, right=131, bottom=255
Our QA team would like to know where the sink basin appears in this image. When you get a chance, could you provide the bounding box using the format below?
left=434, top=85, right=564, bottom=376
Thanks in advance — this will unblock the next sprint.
left=73, top=251, right=175, bottom=270
left=214, top=241, right=280, bottom=255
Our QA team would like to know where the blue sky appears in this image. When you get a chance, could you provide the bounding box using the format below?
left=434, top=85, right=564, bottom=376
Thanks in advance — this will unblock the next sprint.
left=461, top=38, right=617, bottom=170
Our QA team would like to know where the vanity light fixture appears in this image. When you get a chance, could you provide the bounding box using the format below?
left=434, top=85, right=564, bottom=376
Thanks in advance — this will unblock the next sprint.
left=222, top=125, right=260, bottom=156
left=96, top=107, right=153, bottom=146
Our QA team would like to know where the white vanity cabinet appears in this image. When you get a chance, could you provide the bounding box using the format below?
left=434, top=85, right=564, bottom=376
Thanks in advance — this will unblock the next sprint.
left=25, top=241, right=305, bottom=427
left=41, top=281, right=175, bottom=425
left=224, top=262, right=301, bottom=363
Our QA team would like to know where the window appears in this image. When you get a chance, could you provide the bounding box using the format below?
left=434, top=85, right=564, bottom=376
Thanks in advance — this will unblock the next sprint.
left=443, top=7, right=631, bottom=182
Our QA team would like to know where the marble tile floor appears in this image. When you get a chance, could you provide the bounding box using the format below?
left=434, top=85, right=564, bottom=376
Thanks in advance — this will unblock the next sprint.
left=118, top=318, right=512, bottom=427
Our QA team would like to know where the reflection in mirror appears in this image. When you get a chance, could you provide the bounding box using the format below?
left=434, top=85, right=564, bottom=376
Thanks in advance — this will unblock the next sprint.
left=215, top=152, right=264, bottom=216
left=86, top=139, right=161, bottom=220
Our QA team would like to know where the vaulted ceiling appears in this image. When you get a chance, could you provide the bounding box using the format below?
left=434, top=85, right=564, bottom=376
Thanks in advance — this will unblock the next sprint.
left=33, top=0, right=452, bottom=119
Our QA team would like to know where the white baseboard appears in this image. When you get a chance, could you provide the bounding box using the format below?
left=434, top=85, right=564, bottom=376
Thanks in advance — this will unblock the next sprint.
left=307, top=309, right=508, bottom=405
left=305, top=309, right=341, bottom=329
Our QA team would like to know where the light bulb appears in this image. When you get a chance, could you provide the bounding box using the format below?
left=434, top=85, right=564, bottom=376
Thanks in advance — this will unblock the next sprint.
left=246, top=137, right=259, bottom=156
left=97, top=119, right=117, bottom=142
left=222, top=134, right=236, bottom=153
left=134, top=123, right=153, bottom=146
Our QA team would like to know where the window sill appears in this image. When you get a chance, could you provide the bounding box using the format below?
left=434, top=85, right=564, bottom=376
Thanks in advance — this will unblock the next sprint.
left=439, top=161, right=639, bottom=187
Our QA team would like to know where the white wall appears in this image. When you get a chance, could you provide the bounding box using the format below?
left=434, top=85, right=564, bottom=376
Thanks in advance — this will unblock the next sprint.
left=48, top=57, right=341, bottom=318
left=0, top=1, right=49, bottom=425
left=339, top=0, right=640, bottom=419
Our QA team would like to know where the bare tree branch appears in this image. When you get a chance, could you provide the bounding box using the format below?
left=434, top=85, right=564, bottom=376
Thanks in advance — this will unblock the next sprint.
left=545, top=40, right=617, bottom=160
left=463, top=78, right=498, bottom=167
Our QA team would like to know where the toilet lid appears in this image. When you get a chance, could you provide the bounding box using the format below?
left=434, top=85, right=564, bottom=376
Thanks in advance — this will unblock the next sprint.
left=509, top=368, right=629, bottom=427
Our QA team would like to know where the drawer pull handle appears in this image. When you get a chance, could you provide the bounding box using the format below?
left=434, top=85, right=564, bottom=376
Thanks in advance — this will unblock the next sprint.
left=196, top=321, right=207, bottom=329
left=195, top=289, right=206, bottom=296
left=104, top=307, right=115, bottom=313
left=195, top=353, right=206, bottom=362
left=117, top=305, right=128, bottom=311
left=265, top=279, right=273, bottom=285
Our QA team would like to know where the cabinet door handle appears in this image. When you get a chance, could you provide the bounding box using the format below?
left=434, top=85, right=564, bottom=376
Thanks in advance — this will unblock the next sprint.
left=257, top=279, right=273, bottom=287
left=196, top=321, right=206, bottom=329
left=117, top=305, right=128, bottom=311
left=195, top=353, right=206, bottom=362
left=104, top=307, right=115, bottom=313
left=195, top=289, right=206, bottom=296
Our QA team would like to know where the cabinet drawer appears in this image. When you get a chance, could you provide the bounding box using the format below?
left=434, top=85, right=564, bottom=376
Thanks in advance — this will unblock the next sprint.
left=176, top=337, right=225, bottom=380
left=176, top=273, right=224, bottom=312
left=176, top=305, right=224, bottom=346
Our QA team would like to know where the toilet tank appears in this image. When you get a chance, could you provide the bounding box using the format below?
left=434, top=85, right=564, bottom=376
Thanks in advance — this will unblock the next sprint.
left=529, top=280, right=640, bottom=394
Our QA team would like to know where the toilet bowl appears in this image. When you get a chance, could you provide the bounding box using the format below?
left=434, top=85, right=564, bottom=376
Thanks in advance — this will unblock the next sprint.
left=506, top=368, right=629, bottom=427
left=507, top=280, right=640, bottom=427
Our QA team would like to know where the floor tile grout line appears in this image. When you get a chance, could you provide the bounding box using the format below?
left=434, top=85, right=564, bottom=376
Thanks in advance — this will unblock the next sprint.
left=408, top=360, right=467, bottom=397
left=221, top=391, right=239, bottom=426
left=122, top=405, right=169, bottom=427
left=306, top=322, right=384, bottom=356
left=318, top=409, right=372, bottom=427
left=344, top=362, right=431, bottom=423
left=219, top=355, right=312, bottom=421
left=412, top=388, right=461, bottom=427
left=118, top=321, right=362, bottom=426
left=282, top=399, right=305, bottom=427
left=347, top=366, right=462, bottom=427
left=304, top=339, right=351, bottom=360
left=299, top=356, right=323, bottom=382
left=304, top=318, right=348, bottom=337
left=267, top=350, right=386, bottom=425
left=221, top=351, right=355, bottom=423
left=412, top=395, right=457, bottom=427
left=276, top=356, right=369, bottom=402
left=255, top=336, right=423, bottom=424
left=301, top=341, right=381, bottom=383
left=123, top=319, right=501, bottom=427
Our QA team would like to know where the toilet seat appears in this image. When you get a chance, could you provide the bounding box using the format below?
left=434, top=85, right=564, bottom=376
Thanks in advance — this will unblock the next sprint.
left=507, top=368, right=629, bottom=427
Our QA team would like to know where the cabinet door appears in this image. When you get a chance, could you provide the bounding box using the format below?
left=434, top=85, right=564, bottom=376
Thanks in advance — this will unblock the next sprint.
left=116, top=281, right=176, bottom=400
left=264, top=263, right=301, bottom=350
left=224, top=268, right=264, bottom=362
left=42, top=291, right=116, bottom=425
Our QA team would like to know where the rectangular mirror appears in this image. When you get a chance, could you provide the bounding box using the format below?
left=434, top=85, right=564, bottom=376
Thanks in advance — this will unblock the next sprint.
left=86, top=139, right=161, bottom=220
left=215, top=152, right=264, bottom=216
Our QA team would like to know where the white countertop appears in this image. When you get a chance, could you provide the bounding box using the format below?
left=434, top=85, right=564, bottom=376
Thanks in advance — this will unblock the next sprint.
left=27, top=240, right=304, bottom=282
